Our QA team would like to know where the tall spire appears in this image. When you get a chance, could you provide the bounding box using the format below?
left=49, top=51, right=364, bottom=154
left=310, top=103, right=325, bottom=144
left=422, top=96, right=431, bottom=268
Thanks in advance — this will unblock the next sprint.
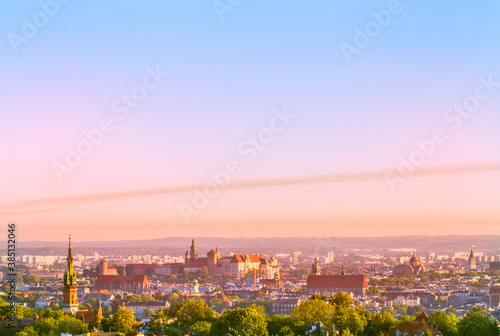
left=62, top=234, right=78, bottom=315
left=341, top=264, right=346, bottom=278
left=64, top=235, right=76, bottom=286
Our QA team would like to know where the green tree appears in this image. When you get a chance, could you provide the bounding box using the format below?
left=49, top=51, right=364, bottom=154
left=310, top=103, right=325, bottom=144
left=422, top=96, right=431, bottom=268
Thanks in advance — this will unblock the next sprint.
left=341, top=329, right=355, bottom=336
left=143, top=308, right=155, bottom=317
left=109, top=306, right=138, bottom=334
left=209, top=298, right=226, bottom=314
left=167, top=299, right=215, bottom=332
left=190, top=320, right=212, bottom=335
left=457, top=307, right=499, bottom=336
left=291, top=298, right=336, bottom=332
left=446, top=307, right=459, bottom=316
left=16, top=326, right=39, bottom=336
left=146, top=307, right=169, bottom=334
left=164, top=327, right=182, bottom=336
left=267, top=315, right=298, bottom=336
left=168, top=292, right=181, bottom=306
left=329, top=292, right=354, bottom=309
left=368, top=286, right=381, bottom=297
left=428, top=310, right=459, bottom=336
left=407, top=304, right=426, bottom=316
left=54, top=315, right=89, bottom=334
left=23, top=275, right=41, bottom=285
left=30, top=318, right=58, bottom=336
left=365, top=310, right=396, bottom=336
left=84, top=297, right=101, bottom=311
left=394, top=304, right=409, bottom=315
left=332, top=307, right=367, bottom=335
left=211, top=305, right=269, bottom=336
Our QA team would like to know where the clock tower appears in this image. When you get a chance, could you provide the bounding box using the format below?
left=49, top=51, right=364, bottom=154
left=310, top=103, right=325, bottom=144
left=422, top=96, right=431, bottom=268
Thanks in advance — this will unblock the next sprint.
left=62, top=235, right=78, bottom=315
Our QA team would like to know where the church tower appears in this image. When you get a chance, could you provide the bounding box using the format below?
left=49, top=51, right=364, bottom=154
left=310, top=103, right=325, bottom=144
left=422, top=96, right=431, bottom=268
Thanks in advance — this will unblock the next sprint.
left=62, top=235, right=78, bottom=315
left=311, top=258, right=321, bottom=275
left=468, top=249, right=476, bottom=270
left=190, top=238, right=198, bottom=261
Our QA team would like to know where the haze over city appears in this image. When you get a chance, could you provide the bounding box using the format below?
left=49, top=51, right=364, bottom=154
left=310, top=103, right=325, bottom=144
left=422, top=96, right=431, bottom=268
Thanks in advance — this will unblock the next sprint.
left=1, top=1, right=500, bottom=242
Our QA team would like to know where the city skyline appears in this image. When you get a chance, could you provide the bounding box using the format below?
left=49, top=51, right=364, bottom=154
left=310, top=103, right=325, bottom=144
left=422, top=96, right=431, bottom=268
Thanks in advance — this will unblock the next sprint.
left=1, top=1, right=500, bottom=242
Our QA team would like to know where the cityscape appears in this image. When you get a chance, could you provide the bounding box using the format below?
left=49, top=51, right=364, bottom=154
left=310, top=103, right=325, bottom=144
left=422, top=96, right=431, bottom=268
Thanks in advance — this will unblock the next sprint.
left=1, top=0, right=500, bottom=335
left=1, top=236, right=500, bottom=335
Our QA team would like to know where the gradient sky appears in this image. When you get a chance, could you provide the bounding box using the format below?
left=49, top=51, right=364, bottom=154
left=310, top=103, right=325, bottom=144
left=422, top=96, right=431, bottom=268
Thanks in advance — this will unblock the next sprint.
left=1, top=1, right=499, bottom=243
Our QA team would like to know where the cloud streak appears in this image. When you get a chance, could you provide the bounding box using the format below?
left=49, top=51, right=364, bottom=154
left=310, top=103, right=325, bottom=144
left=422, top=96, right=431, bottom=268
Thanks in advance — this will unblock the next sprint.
left=2, top=162, right=499, bottom=215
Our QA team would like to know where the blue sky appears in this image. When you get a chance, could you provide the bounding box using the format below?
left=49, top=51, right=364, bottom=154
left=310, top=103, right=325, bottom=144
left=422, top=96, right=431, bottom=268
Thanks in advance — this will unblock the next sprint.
left=0, top=1, right=499, bottom=241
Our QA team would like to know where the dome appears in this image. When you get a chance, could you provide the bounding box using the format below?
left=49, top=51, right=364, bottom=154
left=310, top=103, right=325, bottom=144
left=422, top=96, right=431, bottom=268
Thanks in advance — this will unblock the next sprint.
left=410, top=253, right=419, bottom=263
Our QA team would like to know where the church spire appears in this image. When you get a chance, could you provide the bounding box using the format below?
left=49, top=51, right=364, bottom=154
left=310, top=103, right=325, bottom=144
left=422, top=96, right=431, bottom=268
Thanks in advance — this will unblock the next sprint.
left=341, top=264, right=346, bottom=278
left=64, top=235, right=76, bottom=286
left=62, top=234, right=78, bottom=314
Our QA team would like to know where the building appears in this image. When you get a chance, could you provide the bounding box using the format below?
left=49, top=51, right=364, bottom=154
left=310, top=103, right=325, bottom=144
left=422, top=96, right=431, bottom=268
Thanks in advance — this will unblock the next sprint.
left=490, top=285, right=500, bottom=308
left=156, top=263, right=184, bottom=275
left=394, top=295, right=421, bottom=307
left=28, top=268, right=65, bottom=280
left=388, top=312, right=443, bottom=336
left=489, top=262, right=500, bottom=271
left=272, top=297, right=302, bottom=315
left=61, top=235, right=79, bottom=315
left=125, top=301, right=169, bottom=319
left=182, top=238, right=279, bottom=279
left=76, top=301, right=103, bottom=328
left=94, top=274, right=149, bottom=293
left=96, top=259, right=118, bottom=275
left=126, top=263, right=163, bottom=275
left=306, top=264, right=368, bottom=296
left=311, top=258, right=321, bottom=275
left=293, top=251, right=301, bottom=264
left=468, top=249, right=476, bottom=270
left=393, top=252, right=426, bottom=277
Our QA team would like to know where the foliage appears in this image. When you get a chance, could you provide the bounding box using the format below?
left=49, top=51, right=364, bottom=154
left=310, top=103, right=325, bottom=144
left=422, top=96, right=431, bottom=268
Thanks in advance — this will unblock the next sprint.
left=332, top=307, right=367, bottom=335
left=209, top=298, right=226, bottom=314
left=164, top=327, right=182, bottom=336
left=291, top=298, right=336, bottom=330
left=107, top=306, right=139, bottom=334
left=267, top=315, right=298, bottom=336
left=329, top=292, right=354, bottom=309
left=167, top=299, right=215, bottom=332
left=368, top=286, right=381, bottom=297
left=457, top=307, right=499, bottom=336
left=190, top=320, right=212, bottom=335
left=428, top=310, right=459, bottom=336
left=126, top=294, right=155, bottom=302
left=16, top=326, right=39, bottom=336
left=364, top=310, right=396, bottom=336
left=211, top=304, right=269, bottom=336
left=23, top=275, right=41, bottom=285
left=20, top=315, right=88, bottom=336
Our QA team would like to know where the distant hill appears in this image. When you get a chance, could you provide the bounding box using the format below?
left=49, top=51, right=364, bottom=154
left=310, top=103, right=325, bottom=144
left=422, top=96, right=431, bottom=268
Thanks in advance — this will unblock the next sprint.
left=5, top=235, right=500, bottom=255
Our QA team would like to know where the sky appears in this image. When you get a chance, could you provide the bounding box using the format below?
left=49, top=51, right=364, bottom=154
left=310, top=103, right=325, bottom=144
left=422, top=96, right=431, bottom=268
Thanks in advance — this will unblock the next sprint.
left=0, top=0, right=499, bottom=242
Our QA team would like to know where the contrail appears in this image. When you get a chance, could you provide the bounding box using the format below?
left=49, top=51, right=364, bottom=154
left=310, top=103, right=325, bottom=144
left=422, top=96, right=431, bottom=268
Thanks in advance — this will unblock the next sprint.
left=2, top=162, right=499, bottom=213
